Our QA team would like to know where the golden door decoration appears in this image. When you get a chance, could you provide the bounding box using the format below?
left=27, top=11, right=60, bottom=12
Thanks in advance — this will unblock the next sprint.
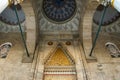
left=44, top=47, right=77, bottom=80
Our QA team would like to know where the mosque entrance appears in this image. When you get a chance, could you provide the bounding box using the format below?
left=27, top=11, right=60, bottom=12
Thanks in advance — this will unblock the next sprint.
left=43, top=46, right=77, bottom=80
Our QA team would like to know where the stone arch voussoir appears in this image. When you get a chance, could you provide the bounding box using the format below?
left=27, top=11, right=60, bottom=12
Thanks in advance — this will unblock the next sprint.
left=82, top=0, right=99, bottom=60
left=21, top=0, right=37, bottom=63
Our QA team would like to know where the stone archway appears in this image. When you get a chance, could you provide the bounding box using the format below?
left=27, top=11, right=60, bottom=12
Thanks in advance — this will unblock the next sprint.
left=82, top=0, right=99, bottom=60
left=20, top=0, right=99, bottom=62
left=32, top=40, right=88, bottom=80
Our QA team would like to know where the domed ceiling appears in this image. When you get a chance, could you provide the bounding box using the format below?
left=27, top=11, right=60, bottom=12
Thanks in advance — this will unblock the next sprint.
left=92, top=4, right=120, bottom=33
left=42, top=0, right=76, bottom=23
left=93, top=4, right=120, bottom=26
left=0, top=4, right=25, bottom=25
left=0, top=4, right=25, bottom=33
left=37, top=0, right=82, bottom=32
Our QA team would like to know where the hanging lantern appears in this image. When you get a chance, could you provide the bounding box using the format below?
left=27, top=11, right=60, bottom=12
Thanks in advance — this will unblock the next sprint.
left=93, top=4, right=120, bottom=26
left=0, top=4, right=25, bottom=25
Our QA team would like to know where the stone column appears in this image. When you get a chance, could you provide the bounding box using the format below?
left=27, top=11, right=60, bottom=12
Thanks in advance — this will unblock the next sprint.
left=35, top=64, right=44, bottom=80
left=21, top=0, right=36, bottom=62
left=83, top=10, right=96, bottom=61
left=32, top=48, right=45, bottom=80
left=73, top=41, right=86, bottom=80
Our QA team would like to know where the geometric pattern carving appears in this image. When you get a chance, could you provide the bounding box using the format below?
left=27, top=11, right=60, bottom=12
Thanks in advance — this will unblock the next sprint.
left=0, top=21, right=25, bottom=33
left=45, top=48, right=74, bottom=66
left=44, top=45, right=76, bottom=80
left=42, top=0, right=76, bottom=22
left=92, top=18, right=120, bottom=33
left=37, top=0, right=81, bottom=32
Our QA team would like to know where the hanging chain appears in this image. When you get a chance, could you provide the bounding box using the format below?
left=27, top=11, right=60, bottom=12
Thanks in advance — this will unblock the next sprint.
left=12, top=0, right=30, bottom=57
left=89, top=6, right=107, bottom=56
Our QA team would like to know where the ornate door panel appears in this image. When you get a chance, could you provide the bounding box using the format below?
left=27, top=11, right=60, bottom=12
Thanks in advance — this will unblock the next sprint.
left=43, top=46, right=77, bottom=80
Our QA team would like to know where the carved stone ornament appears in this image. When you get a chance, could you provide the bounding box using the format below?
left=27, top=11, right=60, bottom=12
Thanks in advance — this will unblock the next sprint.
left=105, top=42, right=120, bottom=58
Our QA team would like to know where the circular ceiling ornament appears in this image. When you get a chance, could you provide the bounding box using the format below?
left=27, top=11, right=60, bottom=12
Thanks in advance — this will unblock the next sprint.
left=0, top=4, right=25, bottom=25
left=42, top=0, right=76, bottom=23
left=93, top=4, right=120, bottom=26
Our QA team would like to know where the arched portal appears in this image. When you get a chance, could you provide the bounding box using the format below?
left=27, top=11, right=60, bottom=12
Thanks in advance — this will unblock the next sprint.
left=44, top=45, right=77, bottom=80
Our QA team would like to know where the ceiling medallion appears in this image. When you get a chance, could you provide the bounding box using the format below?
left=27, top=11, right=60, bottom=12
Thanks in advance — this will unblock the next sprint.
left=42, top=0, right=76, bottom=23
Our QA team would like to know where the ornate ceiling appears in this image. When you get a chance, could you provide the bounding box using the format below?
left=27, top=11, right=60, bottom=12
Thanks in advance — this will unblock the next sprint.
left=0, top=4, right=25, bottom=33
left=0, top=4, right=25, bottom=25
left=38, top=0, right=82, bottom=32
left=42, top=0, right=76, bottom=23
left=93, top=4, right=120, bottom=26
